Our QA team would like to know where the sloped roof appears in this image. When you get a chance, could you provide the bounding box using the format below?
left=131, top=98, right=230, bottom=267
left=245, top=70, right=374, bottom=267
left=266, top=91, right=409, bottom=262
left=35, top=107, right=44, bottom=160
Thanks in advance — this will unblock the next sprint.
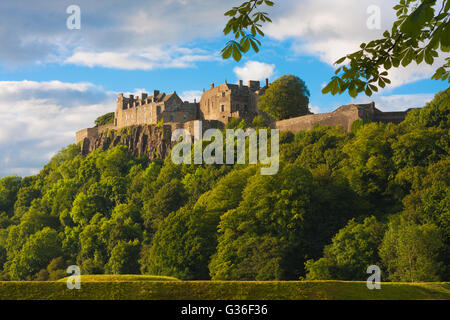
left=162, top=92, right=176, bottom=102
left=157, top=92, right=166, bottom=101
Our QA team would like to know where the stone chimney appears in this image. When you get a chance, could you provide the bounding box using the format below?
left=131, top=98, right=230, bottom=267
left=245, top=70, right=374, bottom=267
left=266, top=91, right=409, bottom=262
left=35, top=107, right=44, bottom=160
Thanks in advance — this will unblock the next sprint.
left=129, top=94, right=134, bottom=101
left=153, top=90, right=160, bottom=102
left=248, top=80, right=260, bottom=90
left=239, top=80, right=243, bottom=87
left=211, top=83, right=215, bottom=89
left=141, top=93, right=148, bottom=100
left=265, top=78, right=269, bottom=87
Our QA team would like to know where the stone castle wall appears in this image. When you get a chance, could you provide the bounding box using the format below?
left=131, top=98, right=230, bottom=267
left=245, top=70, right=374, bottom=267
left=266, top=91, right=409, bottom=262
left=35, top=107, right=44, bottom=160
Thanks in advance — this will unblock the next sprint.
left=76, top=123, right=116, bottom=144
left=115, top=92, right=197, bottom=128
left=199, top=80, right=268, bottom=124
left=275, top=104, right=365, bottom=133
left=371, top=111, right=409, bottom=124
left=75, top=79, right=411, bottom=152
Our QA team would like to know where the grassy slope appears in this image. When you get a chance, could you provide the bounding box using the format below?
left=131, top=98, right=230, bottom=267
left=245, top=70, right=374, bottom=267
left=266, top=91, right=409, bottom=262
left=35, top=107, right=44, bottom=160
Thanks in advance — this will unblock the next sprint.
left=57, top=274, right=180, bottom=282
left=1, top=276, right=449, bottom=300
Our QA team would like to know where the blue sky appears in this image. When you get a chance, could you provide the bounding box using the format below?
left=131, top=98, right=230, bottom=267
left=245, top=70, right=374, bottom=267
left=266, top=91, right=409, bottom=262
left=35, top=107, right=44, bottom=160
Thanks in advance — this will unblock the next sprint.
left=0, top=0, right=448, bottom=177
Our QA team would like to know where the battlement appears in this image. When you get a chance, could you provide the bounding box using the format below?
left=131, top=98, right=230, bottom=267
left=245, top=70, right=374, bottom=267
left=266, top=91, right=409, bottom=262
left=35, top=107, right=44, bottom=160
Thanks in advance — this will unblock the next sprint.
left=117, top=90, right=167, bottom=110
left=76, top=77, right=412, bottom=148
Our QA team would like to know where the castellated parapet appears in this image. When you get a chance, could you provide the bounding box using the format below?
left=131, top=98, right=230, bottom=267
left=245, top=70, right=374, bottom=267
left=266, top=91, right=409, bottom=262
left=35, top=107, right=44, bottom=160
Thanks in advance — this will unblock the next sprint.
left=115, top=90, right=198, bottom=128
left=75, top=78, right=410, bottom=151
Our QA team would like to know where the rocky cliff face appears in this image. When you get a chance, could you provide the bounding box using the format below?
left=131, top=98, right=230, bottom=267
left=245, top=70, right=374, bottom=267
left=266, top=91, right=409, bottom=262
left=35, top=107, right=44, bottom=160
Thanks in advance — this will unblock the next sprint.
left=79, top=124, right=175, bottom=160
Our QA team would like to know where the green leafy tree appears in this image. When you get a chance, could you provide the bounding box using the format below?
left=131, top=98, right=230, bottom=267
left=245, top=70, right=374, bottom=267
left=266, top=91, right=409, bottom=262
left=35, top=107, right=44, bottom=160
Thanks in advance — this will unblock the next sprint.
left=105, top=240, right=140, bottom=274
left=8, top=227, right=62, bottom=280
left=305, top=216, right=386, bottom=280
left=96, top=146, right=133, bottom=178
left=13, top=186, right=41, bottom=218
left=44, top=257, right=69, bottom=281
left=221, top=0, right=274, bottom=61
left=323, top=0, right=450, bottom=97
left=100, top=203, right=142, bottom=251
left=341, top=122, right=398, bottom=212
left=401, top=87, right=449, bottom=129
left=225, top=117, right=247, bottom=129
left=143, top=179, right=187, bottom=232
left=392, top=126, right=448, bottom=168
left=251, top=115, right=269, bottom=128
left=0, top=245, right=6, bottom=272
left=258, top=75, right=310, bottom=120
left=70, top=192, right=98, bottom=226
left=223, top=1, right=450, bottom=97
left=77, top=223, right=107, bottom=274
left=380, top=216, right=445, bottom=282
left=95, top=112, right=115, bottom=126
left=0, top=176, right=21, bottom=217
left=209, top=163, right=360, bottom=280
left=142, top=167, right=256, bottom=279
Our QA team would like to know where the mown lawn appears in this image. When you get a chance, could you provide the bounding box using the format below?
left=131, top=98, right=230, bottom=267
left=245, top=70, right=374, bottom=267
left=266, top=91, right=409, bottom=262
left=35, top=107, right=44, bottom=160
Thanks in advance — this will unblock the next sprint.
left=1, top=276, right=449, bottom=300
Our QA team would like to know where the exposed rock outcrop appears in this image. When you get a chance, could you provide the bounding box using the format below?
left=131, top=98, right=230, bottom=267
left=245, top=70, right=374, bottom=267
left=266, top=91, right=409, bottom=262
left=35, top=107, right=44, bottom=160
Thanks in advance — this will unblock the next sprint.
left=79, top=124, right=175, bottom=160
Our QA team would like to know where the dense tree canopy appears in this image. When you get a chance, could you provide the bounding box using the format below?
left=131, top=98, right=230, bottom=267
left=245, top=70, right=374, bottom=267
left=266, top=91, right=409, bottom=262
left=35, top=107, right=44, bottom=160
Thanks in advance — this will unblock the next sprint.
left=0, top=88, right=448, bottom=282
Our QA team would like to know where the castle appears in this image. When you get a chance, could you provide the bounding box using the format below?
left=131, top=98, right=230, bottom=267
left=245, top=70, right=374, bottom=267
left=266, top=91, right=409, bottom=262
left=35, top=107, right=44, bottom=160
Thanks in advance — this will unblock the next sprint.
left=76, top=78, right=410, bottom=149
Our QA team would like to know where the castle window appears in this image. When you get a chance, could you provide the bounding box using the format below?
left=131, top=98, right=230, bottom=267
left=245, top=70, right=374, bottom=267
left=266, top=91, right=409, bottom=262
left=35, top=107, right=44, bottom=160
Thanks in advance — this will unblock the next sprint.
left=183, top=114, right=187, bottom=121
left=222, top=92, right=225, bottom=97
left=221, top=105, right=225, bottom=112
left=170, top=114, right=174, bottom=121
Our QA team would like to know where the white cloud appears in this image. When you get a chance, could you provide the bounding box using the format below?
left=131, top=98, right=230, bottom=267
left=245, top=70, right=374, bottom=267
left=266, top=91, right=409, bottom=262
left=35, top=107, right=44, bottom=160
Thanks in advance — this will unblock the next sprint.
left=265, top=0, right=391, bottom=63
left=233, top=61, right=275, bottom=82
left=353, top=93, right=434, bottom=112
left=180, top=90, right=203, bottom=103
left=309, top=105, right=321, bottom=114
left=264, top=0, right=446, bottom=87
left=65, top=47, right=217, bottom=70
left=0, top=80, right=115, bottom=177
left=0, top=0, right=230, bottom=69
